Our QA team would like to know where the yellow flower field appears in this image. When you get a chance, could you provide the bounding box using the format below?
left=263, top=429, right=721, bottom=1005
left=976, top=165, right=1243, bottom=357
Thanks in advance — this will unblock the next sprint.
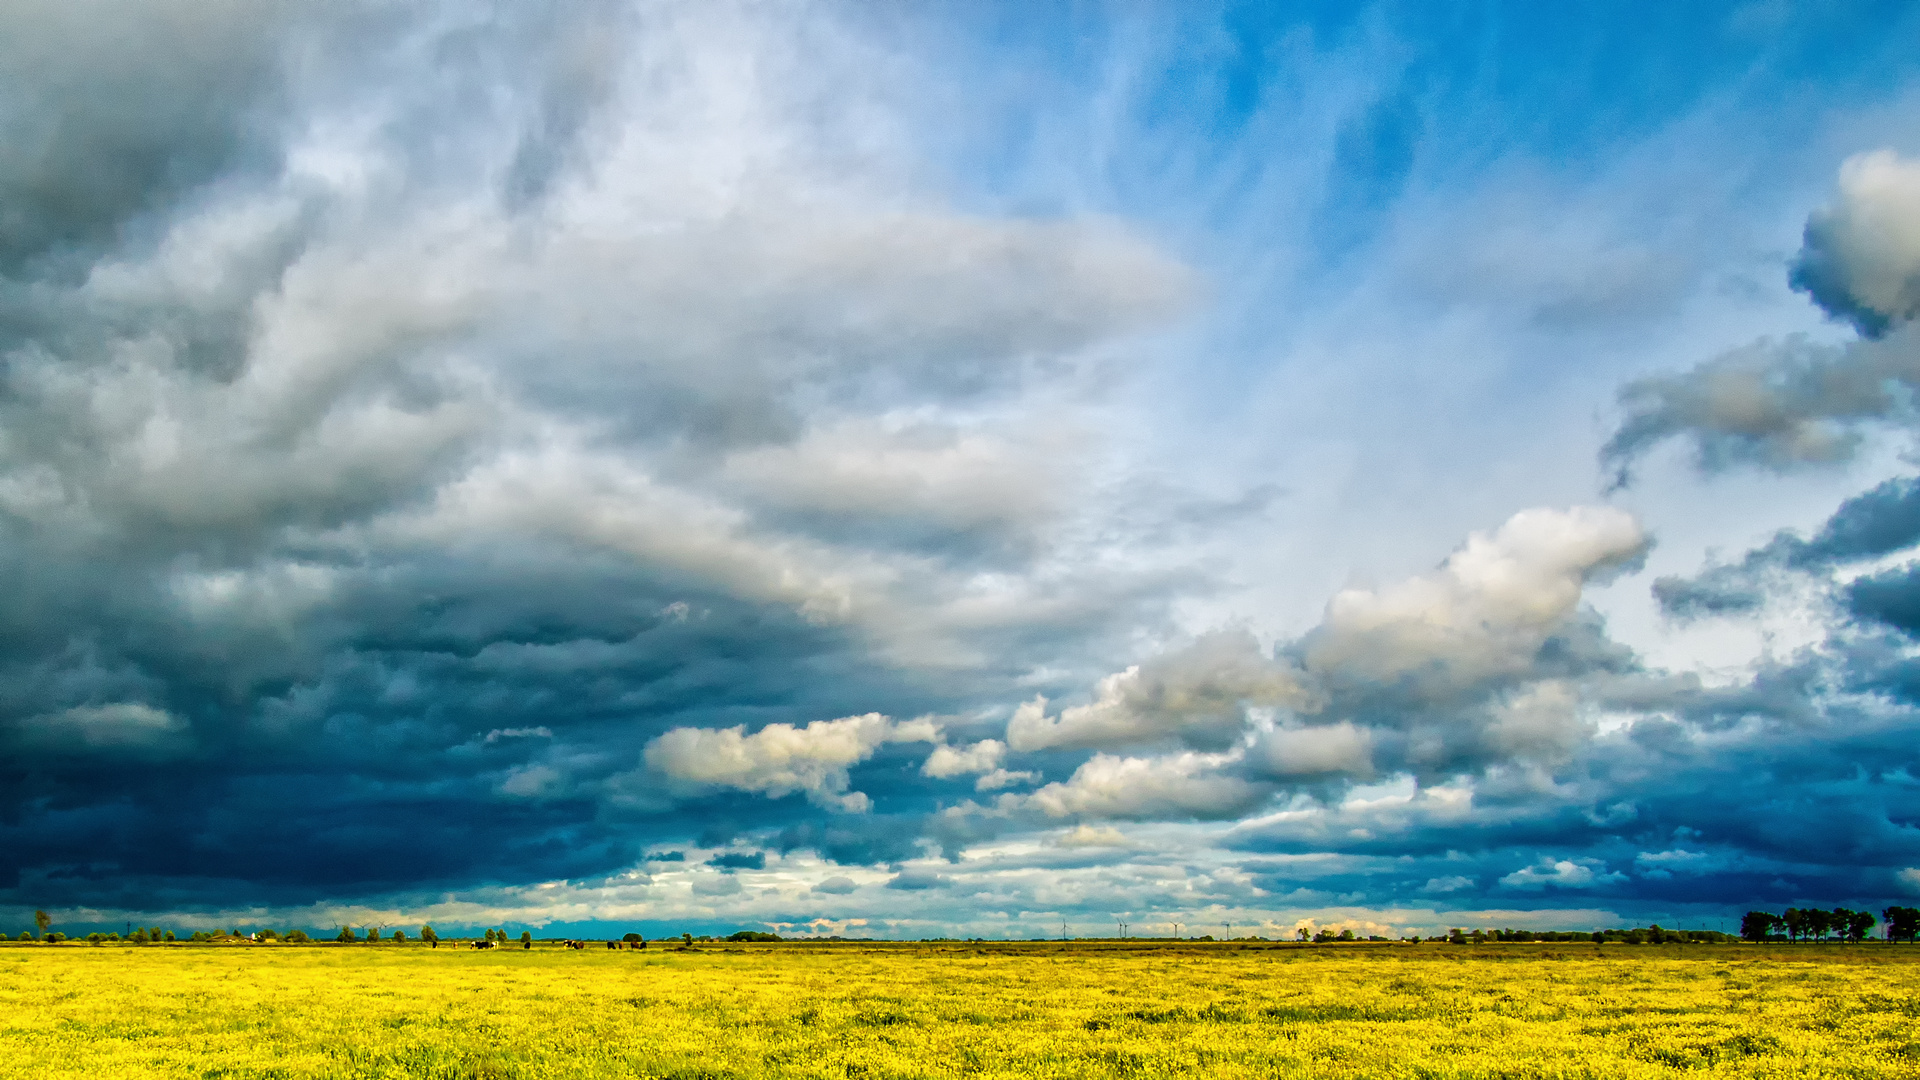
left=2, top=942, right=1916, bottom=1079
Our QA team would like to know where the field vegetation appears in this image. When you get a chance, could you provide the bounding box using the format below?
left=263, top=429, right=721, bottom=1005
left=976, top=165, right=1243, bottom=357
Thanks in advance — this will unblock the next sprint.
left=2, top=940, right=1917, bottom=1078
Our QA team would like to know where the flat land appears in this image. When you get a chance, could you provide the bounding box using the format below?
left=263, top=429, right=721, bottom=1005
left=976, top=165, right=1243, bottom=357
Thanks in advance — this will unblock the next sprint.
left=2, top=942, right=1917, bottom=1078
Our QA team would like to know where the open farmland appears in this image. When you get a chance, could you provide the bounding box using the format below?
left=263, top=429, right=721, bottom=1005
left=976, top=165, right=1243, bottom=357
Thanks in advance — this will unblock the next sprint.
left=2, top=942, right=1918, bottom=1079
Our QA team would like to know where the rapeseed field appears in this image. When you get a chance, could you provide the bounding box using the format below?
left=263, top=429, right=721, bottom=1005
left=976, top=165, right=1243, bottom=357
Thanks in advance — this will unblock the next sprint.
left=2, top=941, right=1916, bottom=1079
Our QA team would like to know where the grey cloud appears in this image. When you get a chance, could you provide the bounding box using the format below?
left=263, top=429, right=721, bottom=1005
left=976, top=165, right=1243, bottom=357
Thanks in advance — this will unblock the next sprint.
left=0, top=0, right=295, bottom=274
left=885, top=867, right=951, bottom=891
left=1653, top=474, right=1920, bottom=621
left=811, top=875, right=857, bottom=895
left=1603, top=331, right=1920, bottom=482
left=1789, top=150, right=1920, bottom=338
left=1606, top=151, right=1920, bottom=483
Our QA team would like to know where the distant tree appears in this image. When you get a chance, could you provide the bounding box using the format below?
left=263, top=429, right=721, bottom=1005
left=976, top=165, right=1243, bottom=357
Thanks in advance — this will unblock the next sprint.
left=1883, top=907, right=1920, bottom=943
left=682, top=932, right=693, bottom=947
left=33, top=911, right=50, bottom=939
left=258, top=929, right=278, bottom=941
left=336, top=927, right=355, bottom=943
left=1826, top=909, right=1846, bottom=940
left=164, top=930, right=176, bottom=942
left=520, top=931, right=531, bottom=949
left=286, top=930, right=309, bottom=944
left=129, top=929, right=149, bottom=944
left=1740, top=911, right=1777, bottom=941
left=1813, top=909, right=1840, bottom=942
left=1842, top=910, right=1875, bottom=942
left=390, top=930, right=405, bottom=943
left=1295, top=928, right=1309, bottom=942
left=420, top=925, right=438, bottom=948
left=1781, top=909, right=1805, bottom=942
left=1590, top=932, right=1605, bottom=944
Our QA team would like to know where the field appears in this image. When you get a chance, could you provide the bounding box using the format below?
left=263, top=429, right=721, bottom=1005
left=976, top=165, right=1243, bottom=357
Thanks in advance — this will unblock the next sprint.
left=2, top=942, right=1918, bottom=1079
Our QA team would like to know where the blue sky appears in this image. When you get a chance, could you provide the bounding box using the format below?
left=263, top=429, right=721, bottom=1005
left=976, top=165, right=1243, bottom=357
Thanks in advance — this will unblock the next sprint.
left=5, top=0, right=1920, bottom=940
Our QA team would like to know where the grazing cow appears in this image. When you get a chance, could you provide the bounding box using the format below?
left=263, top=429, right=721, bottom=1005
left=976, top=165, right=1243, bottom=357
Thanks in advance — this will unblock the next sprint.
left=607, top=940, right=618, bottom=950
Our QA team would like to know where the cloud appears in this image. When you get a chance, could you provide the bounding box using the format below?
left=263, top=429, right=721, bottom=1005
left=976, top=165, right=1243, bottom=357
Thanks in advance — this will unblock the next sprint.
left=1300, top=506, right=1647, bottom=699
left=1499, top=859, right=1622, bottom=891
left=1602, top=331, right=1920, bottom=479
left=812, top=875, right=857, bottom=895
left=1055, top=824, right=1131, bottom=848
left=885, top=867, right=950, bottom=891
left=1251, top=722, right=1374, bottom=778
left=921, top=739, right=1006, bottom=778
left=642, top=714, right=936, bottom=812
left=485, top=727, right=554, bottom=743
left=14, top=702, right=186, bottom=754
left=1022, top=752, right=1272, bottom=821
left=1653, top=474, right=1920, bottom=621
left=1007, top=630, right=1312, bottom=752
left=1789, top=150, right=1920, bottom=337
left=1605, top=152, right=1920, bottom=481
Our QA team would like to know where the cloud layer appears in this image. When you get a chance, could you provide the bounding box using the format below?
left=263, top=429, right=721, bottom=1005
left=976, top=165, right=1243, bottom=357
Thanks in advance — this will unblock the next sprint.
left=6, top=2, right=1920, bottom=941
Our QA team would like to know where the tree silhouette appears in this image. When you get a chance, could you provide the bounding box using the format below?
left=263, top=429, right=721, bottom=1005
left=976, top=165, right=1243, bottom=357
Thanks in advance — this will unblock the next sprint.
left=1884, top=907, right=1920, bottom=943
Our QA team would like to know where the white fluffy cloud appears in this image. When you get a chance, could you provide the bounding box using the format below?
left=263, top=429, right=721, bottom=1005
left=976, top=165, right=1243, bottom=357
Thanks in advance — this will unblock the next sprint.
left=1302, top=506, right=1647, bottom=695
left=1007, top=630, right=1312, bottom=752
left=1022, top=751, right=1270, bottom=821
left=644, top=713, right=937, bottom=812
left=921, top=738, right=1006, bottom=778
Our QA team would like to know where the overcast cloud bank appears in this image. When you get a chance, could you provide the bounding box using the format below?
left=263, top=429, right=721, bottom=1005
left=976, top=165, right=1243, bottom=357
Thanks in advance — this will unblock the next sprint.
left=7, top=1, right=1920, bottom=940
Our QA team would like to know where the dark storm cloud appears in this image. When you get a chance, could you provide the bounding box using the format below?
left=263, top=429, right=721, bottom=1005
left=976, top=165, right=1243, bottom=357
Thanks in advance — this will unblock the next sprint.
left=0, top=0, right=1200, bottom=924
left=0, top=0, right=293, bottom=275
left=1654, top=474, right=1920, bottom=620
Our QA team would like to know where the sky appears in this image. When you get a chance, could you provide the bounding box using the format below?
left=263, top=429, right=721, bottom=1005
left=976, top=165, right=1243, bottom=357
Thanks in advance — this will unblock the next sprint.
left=6, top=0, right=1920, bottom=941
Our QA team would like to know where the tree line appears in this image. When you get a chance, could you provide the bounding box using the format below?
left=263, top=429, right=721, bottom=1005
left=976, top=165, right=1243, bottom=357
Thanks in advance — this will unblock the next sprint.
left=1740, top=907, right=1920, bottom=941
